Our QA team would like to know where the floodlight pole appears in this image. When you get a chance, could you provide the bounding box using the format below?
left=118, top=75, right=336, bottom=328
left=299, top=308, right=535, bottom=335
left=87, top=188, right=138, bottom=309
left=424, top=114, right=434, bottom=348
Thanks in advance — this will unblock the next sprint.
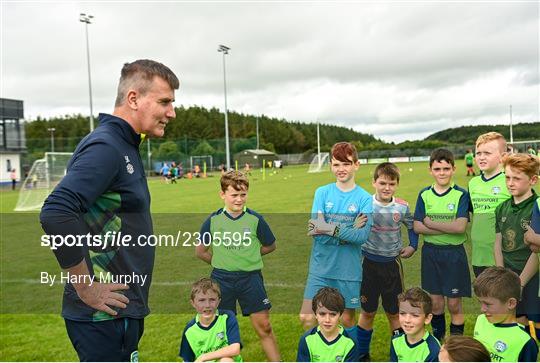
left=509, top=105, right=513, bottom=144
left=218, top=44, right=231, bottom=170
left=47, top=128, right=56, bottom=153
left=80, top=13, right=95, bottom=132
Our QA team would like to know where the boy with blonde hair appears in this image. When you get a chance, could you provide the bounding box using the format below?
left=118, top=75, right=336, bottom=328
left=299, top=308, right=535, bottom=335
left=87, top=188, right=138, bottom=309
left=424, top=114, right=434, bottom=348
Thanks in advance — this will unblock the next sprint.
left=179, top=278, right=242, bottom=362
left=196, top=171, right=280, bottom=361
left=469, top=132, right=511, bottom=277
left=494, top=153, right=540, bottom=334
left=473, top=267, right=538, bottom=362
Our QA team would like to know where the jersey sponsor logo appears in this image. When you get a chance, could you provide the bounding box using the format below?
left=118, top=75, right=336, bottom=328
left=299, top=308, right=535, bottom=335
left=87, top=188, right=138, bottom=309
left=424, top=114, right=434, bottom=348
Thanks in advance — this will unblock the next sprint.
left=447, top=203, right=455, bottom=211
left=503, top=229, right=516, bottom=250
left=126, top=163, right=134, bottom=174
left=263, top=298, right=271, bottom=305
left=216, top=331, right=225, bottom=340
left=125, top=155, right=131, bottom=163
left=325, top=201, right=334, bottom=211
left=393, top=212, right=401, bottom=223
left=348, top=204, right=357, bottom=213
left=492, top=186, right=501, bottom=195
left=494, top=340, right=507, bottom=353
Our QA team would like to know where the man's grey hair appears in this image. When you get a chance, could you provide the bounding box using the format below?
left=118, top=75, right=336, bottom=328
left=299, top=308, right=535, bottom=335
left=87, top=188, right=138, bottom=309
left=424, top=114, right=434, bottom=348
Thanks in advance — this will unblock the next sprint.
left=115, top=59, right=179, bottom=107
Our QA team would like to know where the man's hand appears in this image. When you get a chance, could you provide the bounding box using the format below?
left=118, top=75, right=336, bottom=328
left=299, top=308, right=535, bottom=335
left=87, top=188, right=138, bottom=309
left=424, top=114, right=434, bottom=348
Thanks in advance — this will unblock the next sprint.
left=308, top=212, right=336, bottom=236
left=74, top=282, right=130, bottom=316
left=354, top=213, right=368, bottom=229
left=423, top=216, right=433, bottom=228
left=400, top=246, right=415, bottom=258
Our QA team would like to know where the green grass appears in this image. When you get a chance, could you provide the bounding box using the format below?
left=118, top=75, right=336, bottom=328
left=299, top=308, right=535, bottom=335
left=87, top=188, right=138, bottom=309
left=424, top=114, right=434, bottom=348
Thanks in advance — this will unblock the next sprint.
left=1, top=162, right=485, bottom=361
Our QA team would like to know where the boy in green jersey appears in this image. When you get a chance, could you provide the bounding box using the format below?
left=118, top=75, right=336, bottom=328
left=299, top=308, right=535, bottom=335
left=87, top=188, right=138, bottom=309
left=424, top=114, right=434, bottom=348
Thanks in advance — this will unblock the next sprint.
left=495, top=153, right=540, bottom=333
left=465, top=149, right=475, bottom=176
left=297, top=287, right=360, bottom=362
left=469, top=132, right=511, bottom=277
left=390, top=287, right=440, bottom=362
left=195, top=171, right=280, bottom=361
left=414, top=148, right=471, bottom=341
left=473, top=267, right=538, bottom=362
left=179, top=278, right=242, bottom=362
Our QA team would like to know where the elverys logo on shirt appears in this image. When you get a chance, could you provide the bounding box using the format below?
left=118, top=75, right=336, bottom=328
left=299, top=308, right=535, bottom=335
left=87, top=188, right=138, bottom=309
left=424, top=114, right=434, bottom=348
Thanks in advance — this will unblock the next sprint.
left=492, top=186, right=501, bottom=195
left=216, top=331, right=225, bottom=340
left=325, top=201, right=334, bottom=211
left=447, top=203, right=455, bottom=211
left=347, top=204, right=357, bottom=213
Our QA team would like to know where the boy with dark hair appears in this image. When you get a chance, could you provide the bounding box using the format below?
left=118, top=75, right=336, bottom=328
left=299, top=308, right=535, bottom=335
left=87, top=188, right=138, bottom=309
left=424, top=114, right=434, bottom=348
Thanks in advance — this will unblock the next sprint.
left=473, top=267, right=538, bottom=362
left=494, top=153, right=540, bottom=335
left=390, top=287, right=440, bottom=362
left=469, top=132, right=511, bottom=277
left=179, top=278, right=242, bottom=362
left=414, top=148, right=471, bottom=341
left=195, top=171, right=280, bottom=361
left=358, top=162, right=418, bottom=358
left=301, top=142, right=373, bottom=329
left=297, top=287, right=360, bottom=362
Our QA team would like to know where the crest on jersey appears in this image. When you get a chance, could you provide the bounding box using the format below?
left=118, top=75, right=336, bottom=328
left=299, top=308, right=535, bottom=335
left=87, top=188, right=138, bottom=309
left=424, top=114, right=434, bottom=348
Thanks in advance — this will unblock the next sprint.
left=325, top=201, right=334, bottom=211
left=348, top=204, right=357, bottom=213
left=494, top=340, right=507, bottom=353
left=126, top=163, right=134, bottom=174
left=521, top=219, right=530, bottom=230
left=335, top=356, right=344, bottom=361
left=447, top=203, right=455, bottom=211
left=393, top=212, right=401, bottom=223
left=492, top=186, right=501, bottom=195
left=216, top=331, right=225, bottom=340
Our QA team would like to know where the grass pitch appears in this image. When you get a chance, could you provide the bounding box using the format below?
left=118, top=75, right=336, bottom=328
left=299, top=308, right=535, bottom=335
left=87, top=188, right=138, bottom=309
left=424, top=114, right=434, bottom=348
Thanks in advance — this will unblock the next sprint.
left=1, top=162, right=486, bottom=361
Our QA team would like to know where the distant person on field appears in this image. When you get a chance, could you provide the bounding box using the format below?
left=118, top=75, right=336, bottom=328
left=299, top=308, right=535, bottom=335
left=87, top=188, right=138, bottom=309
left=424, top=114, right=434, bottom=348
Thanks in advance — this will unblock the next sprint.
left=473, top=267, right=538, bottom=362
left=10, top=168, right=16, bottom=190
left=465, top=149, right=475, bottom=176
left=413, top=148, right=470, bottom=341
left=195, top=171, right=280, bottom=361
left=438, top=335, right=490, bottom=362
left=527, top=145, right=537, bottom=156
left=494, top=153, right=540, bottom=332
left=243, top=163, right=252, bottom=176
left=301, top=142, right=373, bottom=331
left=160, top=162, right=170, bottom=183
left=390, top=287, right=440, bottom=362
left=357, top=162, right=418, bottom=360
left=468, top=132, right=511, bottom=277
left=297, top=287, right=360, bottom=362
left=179, top=278, right=242, bottom=362
left=40, top=59, right=179, bottom=361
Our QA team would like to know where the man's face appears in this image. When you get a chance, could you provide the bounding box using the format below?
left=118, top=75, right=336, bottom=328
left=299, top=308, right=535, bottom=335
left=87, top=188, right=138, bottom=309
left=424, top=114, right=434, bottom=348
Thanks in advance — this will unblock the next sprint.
left=315, top=305, right=341, bottom=335
left=430, top=160, right=455, bottom=188
left=505, top=166, right=537, bottom=198
left=475, top=140, right=503, bottom=173
left=191, top=290, right=220, bottom=320
left=220, top=185, right=248, bottom=213
left=372, top=175, right=398, bottom=203
left=478, top=296, right=514, bottom=324
left=398, top=300, right=431, bottom=336
left=136, top=77, right=176, bottom=137
left=331, top=157, right=359, bottom=184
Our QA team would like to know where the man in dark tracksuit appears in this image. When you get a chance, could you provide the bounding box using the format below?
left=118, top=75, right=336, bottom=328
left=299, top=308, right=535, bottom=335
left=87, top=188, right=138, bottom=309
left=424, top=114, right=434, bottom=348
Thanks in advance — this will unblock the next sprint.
left=40, top=60, right=179, bottom=362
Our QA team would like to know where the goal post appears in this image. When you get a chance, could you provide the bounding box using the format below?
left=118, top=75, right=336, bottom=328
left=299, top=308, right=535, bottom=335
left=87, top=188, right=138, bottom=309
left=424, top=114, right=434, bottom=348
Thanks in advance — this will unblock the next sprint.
left=307, top=152, right=330, bottom=173
left=14, top=152, right=73, bottom=212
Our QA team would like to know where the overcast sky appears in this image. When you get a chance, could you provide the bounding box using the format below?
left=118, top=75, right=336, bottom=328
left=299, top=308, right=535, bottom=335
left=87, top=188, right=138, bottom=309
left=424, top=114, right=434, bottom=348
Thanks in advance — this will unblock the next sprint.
left=2, top=1, right=538, bottom=142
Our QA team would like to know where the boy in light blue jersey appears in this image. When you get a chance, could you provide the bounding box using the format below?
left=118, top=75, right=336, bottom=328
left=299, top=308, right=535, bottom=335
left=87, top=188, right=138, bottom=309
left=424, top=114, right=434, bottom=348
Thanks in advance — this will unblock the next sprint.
left=300, top=142, right=373, bottom=331
left=358, top=162, right=419, bottom=359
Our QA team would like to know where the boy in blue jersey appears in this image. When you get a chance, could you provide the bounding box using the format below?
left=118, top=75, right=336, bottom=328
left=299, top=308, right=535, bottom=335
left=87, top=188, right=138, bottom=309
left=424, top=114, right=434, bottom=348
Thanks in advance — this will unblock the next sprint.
left=297, top=287, right=360, bottom=362
left=179, top=278, right=242, bottom=362
left=414, top=148, right=471, bottom=341
left=473, top=267, right=538, bottom=362
left=358, top=162, right=419, bottom=359
left=524, top=197, right=540, bottom=339
left=390, top=287, right=440, bottom=362
left=300, top=142, right=373, bottom=330
left=195, top=171, right=280, bottom=361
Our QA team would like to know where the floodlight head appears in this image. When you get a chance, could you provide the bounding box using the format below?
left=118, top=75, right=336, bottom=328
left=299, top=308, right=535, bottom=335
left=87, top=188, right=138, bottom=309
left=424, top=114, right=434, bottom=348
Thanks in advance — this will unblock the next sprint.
left=79, top=13, right=93, bottom=24
left=218, top=44, right=230, bottom=54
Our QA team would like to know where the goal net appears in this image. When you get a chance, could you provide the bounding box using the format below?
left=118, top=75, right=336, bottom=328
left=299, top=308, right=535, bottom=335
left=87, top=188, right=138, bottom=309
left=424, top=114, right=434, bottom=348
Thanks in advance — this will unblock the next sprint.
left=14, top=152, right=73, bottom=211
left=308, top=152, right=330, bottom=173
